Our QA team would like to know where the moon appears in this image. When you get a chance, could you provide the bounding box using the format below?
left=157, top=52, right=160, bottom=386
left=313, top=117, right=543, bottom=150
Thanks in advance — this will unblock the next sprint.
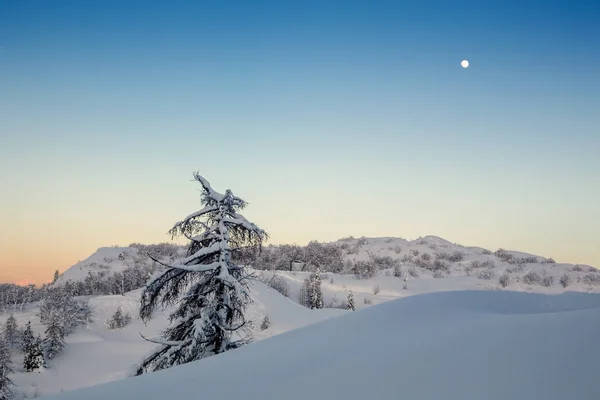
left=461, top=60, right=469, bottom=68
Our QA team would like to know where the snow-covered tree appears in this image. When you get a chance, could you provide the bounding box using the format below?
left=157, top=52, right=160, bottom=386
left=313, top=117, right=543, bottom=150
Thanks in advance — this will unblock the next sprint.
left=0, top=335, right=14, bottom=400
left=310, top=269, right=323, bottom=309
left=23, top=329, right=45, bottom=372
left=135, top=173, right=268, bottom=375
left=106, top=307, right=131, bottom=329
left=20, top=322, right=34, bottom=353
left=260, top=315, right=270, bottom=331
left=39, top=288, right=92, bottom=336
left=347, top=290, right=355, bottom=311
left=52, top=270, right=60, bottom=284
left=42, top=313, right=65, bottom=360
left=3, top=316, right=18, bottom=349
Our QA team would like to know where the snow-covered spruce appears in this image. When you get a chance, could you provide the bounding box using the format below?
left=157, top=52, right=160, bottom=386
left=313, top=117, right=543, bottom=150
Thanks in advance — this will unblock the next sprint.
left=134, top=173, right=267, bottom=375
left=3, top=316, right=18, bottom=350
left=0, top=334, right=14, bottom=400
left=22, top=323, right=45, bottom=372
left=299, top=270, right=323, bottom=309
left=106, top=307, right=131, bottom=330
left=347, top=290, right=355, bottom=311
left=43, top=313, right=65, bottom=360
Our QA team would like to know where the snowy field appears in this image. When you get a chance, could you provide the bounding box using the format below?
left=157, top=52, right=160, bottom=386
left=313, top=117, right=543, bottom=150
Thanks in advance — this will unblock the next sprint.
left=42, top=290, right=600, bottom=400
left=2, top=236, right=599, bottom=398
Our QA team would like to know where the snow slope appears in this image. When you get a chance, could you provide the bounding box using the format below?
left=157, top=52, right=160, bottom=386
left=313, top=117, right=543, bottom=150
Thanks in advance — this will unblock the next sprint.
left=54, top=247, right=139, bottom=285
left=2, top=281, right=345, bottom=399
left=42, top=290, right=600, bottom=400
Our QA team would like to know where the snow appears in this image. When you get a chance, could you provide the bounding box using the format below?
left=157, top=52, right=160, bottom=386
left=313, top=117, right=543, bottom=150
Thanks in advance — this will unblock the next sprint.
left=5, top=236, right=598, bottom=398
left=41, top=290, right=600, bottom=400
left=1, top=281, right=345, bottom=398
left=54, top=247, right=139, bottom=285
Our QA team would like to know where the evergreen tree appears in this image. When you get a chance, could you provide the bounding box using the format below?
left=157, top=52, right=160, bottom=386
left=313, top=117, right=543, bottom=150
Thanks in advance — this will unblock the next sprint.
left=42, top=313, right=65, bottom=360
left=3, top=316, right=18, bottom=349
left=0, top=335, right=14, bottom=400
left=260, top=315, right=270, bottom=331
left=106, top=307, right=131, bottom=329
left=310, top=269, right=323, bottom=309
left=347, top=290, right=355, bottom=311
left=20, top=322, right=34, bottom=353
left=135, top=173, right=267, bottom=375
left=23, top=331, right=45, bottom=372
left=52, top=270, right=60, bottom=284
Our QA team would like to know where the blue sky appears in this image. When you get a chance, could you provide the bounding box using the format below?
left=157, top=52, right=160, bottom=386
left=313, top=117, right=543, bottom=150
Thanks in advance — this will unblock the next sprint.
left=1, top=0, right=599, bottom=283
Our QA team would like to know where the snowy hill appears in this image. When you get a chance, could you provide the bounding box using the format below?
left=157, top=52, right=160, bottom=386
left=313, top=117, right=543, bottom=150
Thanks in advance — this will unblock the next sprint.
left=42, top=290, right=600, bottom=400
left=54, top=247, right=138, bottom=285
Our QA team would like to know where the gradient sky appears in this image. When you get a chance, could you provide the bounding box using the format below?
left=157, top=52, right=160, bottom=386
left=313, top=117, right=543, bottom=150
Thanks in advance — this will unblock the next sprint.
left=1, top=0, right=599, bottom=284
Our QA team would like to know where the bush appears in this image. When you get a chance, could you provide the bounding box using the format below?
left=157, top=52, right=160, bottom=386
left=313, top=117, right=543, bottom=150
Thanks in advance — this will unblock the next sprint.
left=433, top=259, right=450, bottom=272
left=540, top=275, right=554, bottom=287
left=448, top=251, right=465, bottom=262
left=414, top=258, right=433, bottom=270
left=477, top=270, right=494, bottom=280
left=266, top=274, right=289, bottom=297
left=260, top=315, right=270, bottom=331
left=522, top=271, right=541, bottom=285
left=582, top=274, right=600, bottom=286
left=353, top=261, right=377, bottom=279
left=498, top=273, right=510, bottom=287
left=521, top=256, right=538, bottom=264
left=106, top=307, right=131, bottom=330
left=433, top=271, right=445, bottom=279
left=370, top=255, right=399, bottom=270
left=393, top=265, right=403, bottom=278
left=559, top=273, right=571, bottom=288
left=494, top=249, right=515, bottom=264
left=363, top=297, right=372, bottom=305
left=408, top=266, right=419, bottom=278
left=373, top=285, right=380, bottom=295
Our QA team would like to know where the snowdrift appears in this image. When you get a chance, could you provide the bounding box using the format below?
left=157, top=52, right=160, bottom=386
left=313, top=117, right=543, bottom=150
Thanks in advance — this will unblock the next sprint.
left=42, top=290, right=600, bottom=400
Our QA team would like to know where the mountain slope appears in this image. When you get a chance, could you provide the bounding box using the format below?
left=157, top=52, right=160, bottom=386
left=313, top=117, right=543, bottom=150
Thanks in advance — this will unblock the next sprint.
left=42, top=290, right=600, bottom=400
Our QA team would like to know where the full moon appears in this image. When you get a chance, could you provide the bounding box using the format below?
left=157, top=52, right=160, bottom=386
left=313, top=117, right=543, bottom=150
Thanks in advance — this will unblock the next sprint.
left=461, top=60, right=469, bottom=68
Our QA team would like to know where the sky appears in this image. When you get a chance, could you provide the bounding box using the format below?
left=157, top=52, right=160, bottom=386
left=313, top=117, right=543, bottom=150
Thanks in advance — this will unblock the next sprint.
left=1, top=0, right=599, bottom=284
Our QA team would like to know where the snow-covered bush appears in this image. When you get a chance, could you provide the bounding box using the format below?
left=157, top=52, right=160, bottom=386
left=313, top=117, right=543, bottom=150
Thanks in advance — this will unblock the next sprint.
left=433, top=271, right=445, bottom=279
left=522, top=271, right=542, bottom=286
left=393, top=265, right=403, bottom=278
left=370, top=255, right=399, bottom=270
left=477, top=270, right=494, bottom=280
left=448, top=251, right=465, bottom=262
left=106, top=307, right=132, bottom=330
left=540, top=275, right=554, bottom=287
left=353, top=261, right=377, bottom=280
left=408, top=266, right=419, bottom=278
left=373, top=285, right=380, bottom=295
left=260, top=316, right=270, bottom=331
left=582, top=274, right=600, bottom=286
left=559, top=273, right=571, bottom=288
left=265, top=274, right=289, bottom=297
left=498, top=273, right=511, bottom=288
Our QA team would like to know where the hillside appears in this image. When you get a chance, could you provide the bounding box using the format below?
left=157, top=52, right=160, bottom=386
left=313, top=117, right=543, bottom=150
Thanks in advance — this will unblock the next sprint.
left=42, top=290, right=600, bottom=400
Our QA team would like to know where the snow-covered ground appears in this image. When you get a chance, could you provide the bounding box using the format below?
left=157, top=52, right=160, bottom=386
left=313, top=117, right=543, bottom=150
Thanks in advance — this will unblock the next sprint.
left=3, top=236, right=599, bottom=398
left=1, top=281, right=345, bottom=399
left=41, top=290, right=600, bottom=400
